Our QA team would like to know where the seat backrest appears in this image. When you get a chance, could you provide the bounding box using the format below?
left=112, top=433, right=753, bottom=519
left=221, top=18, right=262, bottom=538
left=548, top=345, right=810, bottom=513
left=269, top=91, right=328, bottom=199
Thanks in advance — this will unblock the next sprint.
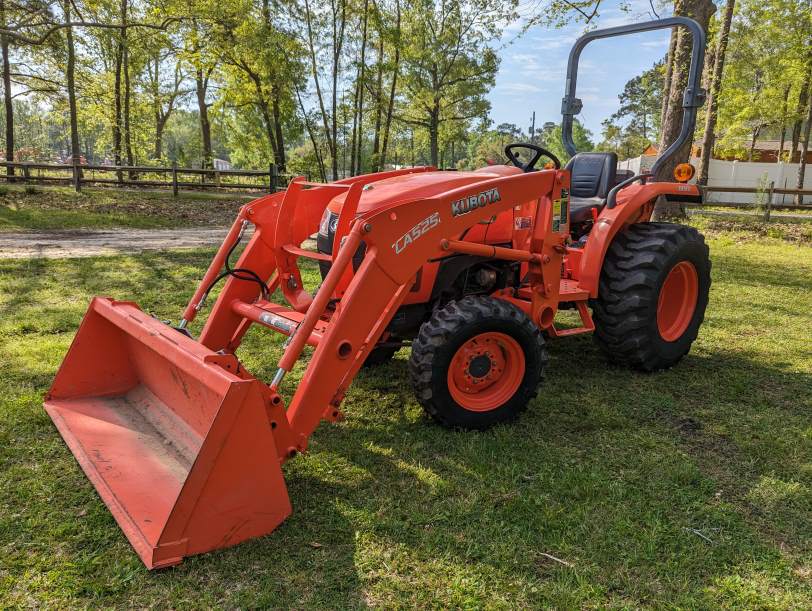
left=564, top=152, right=618, bottom=199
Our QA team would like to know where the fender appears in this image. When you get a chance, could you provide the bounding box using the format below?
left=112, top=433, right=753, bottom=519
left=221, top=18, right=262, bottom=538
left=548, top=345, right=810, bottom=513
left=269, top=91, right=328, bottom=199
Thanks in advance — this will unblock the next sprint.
left=578, top=182, right=701, bottom=297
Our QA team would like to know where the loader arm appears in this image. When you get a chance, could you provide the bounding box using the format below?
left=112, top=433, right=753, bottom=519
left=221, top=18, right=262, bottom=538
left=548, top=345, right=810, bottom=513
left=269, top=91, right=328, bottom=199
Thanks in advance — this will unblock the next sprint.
left=282, top=169, right=566, bottom=440
left=191, top=168, right=565, bottom=444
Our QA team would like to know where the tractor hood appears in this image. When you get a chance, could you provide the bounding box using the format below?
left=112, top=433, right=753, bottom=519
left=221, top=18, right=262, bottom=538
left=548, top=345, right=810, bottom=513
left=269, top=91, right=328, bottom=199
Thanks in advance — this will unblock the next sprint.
left=326, top=165, right=521, bottom=215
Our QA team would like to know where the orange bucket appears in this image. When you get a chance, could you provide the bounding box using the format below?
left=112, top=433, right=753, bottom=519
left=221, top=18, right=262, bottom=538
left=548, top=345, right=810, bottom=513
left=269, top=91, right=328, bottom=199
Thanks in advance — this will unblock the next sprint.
left=44, top=297, right=291, bottom=569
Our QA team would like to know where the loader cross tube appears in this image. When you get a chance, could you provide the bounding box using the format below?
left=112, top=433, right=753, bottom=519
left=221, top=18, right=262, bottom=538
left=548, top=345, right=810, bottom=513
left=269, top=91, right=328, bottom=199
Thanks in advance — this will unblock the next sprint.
left=272, top=224, right=365, bottom=389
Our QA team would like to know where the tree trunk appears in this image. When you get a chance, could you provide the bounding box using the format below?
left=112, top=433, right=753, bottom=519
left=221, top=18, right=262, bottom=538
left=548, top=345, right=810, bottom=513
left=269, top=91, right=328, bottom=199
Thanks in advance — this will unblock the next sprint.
left=341, top=99, right=348, bottom=175
left=245, top=69, right=280, bottom=167
left=151, top=58, right=162, bottom=160
left=354, top=0, right=369, bottom=174
left=380, top=0, right=400, bottom=169
left=271, top=89, right=286, bottom=171
left=155, top=116, right=168, bottom=161
left=777, top=84, right=790, bottom=162
left=121, top=0, right=134, bottom=174
left=258, top=100, right=279, bottom=167
left=748, top=124, right=761, bottom=161
left=113, top=29, right=123, bottom=180
left=330, top=0, right=346, bottom=179
left=429, top=103, right=440, bottom=166
left=150, top=57, right=182, bottom=163
left=371, top=21, right=384, bottom=171
left=349, top=57, right=360, bottom=175
left=795, top=91, right=812, bottom=206
left=63, top=1, right=81, bottom=167
left=1, top=0, right=14, bottom=176
left=659, top=30, right=678, bottom=131
left=790, top=73, right=810, bottom=163
left=196, top=69, right=213, bottom=168
left=1, top=25, right=13, bottom=176
left=123, top=47, right=134, bottom=169
left=697, top=0, right=734, bottom=185
left=294, top=82, right=327, bottom=181
left=303, top=0, right=335, bottom=177
left=653, top=0, right=716, bottom=220
left=259, top=1, right=285, bottom=171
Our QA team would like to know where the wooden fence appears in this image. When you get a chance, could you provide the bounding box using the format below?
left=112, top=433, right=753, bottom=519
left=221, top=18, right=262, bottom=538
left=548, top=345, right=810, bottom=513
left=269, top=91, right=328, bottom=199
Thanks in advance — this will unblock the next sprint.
left=699, top=184, right=811, bottom=221
left=0, top=162, right=810, bottom=220
left=0, top=161, right=296, bottom=194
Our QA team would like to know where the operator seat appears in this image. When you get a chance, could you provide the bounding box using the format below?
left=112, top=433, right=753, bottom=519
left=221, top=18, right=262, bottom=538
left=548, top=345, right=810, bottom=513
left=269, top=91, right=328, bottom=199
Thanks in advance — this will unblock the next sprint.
left=564, top=152, right=618, bottom=223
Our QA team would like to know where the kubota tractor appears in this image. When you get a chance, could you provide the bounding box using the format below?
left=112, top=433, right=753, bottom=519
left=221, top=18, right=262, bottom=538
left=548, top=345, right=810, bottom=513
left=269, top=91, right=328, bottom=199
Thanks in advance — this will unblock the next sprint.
left=44, top=17, right=711, bottom=568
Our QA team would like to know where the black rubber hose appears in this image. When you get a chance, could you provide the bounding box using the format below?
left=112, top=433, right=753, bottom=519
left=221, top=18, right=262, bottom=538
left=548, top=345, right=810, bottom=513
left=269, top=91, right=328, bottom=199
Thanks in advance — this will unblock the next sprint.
left=200, top=228, right=271, bottom=306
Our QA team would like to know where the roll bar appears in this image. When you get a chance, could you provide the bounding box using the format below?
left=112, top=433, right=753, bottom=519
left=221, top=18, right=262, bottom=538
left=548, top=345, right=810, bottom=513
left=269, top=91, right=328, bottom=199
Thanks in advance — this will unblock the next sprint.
left=561, top=17, right=706, bottom=177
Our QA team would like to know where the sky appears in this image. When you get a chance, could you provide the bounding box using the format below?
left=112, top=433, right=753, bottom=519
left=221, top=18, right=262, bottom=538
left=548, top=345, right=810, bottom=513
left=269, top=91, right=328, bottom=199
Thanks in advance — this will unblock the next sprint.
left=488, top=0, right=672, bottom=141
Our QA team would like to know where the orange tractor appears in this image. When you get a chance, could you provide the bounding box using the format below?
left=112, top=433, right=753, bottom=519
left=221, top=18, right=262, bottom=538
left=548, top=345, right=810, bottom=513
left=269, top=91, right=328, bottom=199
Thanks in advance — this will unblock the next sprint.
left=45, top=17, right=710, bottom=568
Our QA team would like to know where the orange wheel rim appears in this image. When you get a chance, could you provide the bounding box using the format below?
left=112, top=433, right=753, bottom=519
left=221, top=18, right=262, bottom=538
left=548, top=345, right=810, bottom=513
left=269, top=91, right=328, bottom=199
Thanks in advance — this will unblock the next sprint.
left=447, top=332, right=525, bottom=412
left=657, top=260, right=699, bottom=342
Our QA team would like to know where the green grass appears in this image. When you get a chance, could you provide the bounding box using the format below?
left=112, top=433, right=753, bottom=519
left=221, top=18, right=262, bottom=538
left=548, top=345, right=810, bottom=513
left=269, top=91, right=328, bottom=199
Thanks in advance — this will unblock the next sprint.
left=0, top=226, right=810, bottom=607
left=0, top=185, right=248, bottom=231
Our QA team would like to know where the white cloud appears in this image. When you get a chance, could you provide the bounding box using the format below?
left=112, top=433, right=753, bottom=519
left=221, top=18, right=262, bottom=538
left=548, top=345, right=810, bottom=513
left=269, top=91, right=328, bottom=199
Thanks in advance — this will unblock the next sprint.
left=497, top=82, right=544, bottom=95
left=510, top=52, right=538, bottom=63
left=640, top=39, right=668, bottom=49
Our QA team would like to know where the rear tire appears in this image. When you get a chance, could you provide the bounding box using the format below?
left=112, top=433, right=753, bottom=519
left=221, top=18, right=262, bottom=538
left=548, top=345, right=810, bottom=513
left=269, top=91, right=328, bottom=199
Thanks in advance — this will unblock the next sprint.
left=591, top=222, right=711, bottom=371
left=409, top=296, right=547, bottom=430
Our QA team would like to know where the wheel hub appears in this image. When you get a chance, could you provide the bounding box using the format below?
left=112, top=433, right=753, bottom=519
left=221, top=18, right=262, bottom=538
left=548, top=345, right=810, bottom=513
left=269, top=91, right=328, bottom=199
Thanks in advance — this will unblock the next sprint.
left=447, top=332, right=525, bottom=412
left=657, top=260, right=699, bottom=342
left=468, top=354, right=492, bottom=378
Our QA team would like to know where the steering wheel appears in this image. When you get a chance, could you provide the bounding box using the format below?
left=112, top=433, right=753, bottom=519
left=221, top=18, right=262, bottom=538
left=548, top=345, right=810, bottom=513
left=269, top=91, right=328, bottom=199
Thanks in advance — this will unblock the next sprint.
left=504, top=143, right=561, bottom=172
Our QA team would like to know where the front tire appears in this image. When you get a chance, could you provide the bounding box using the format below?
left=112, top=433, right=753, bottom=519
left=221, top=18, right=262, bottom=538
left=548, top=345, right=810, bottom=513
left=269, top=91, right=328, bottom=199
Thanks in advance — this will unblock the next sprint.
left=409, top=296, right=547, bottom=430
left=591, top=222, right=711, bottom=371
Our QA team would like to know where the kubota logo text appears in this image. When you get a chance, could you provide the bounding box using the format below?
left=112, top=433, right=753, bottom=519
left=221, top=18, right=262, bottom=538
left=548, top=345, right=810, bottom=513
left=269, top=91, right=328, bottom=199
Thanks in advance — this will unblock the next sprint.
left=451, top=188, right=501, bottom=217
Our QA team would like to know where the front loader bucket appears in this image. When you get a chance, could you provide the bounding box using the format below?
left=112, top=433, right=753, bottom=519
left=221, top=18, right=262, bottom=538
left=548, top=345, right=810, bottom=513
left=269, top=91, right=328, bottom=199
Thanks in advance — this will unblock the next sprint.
left=44, top=297, right=291, bottom=569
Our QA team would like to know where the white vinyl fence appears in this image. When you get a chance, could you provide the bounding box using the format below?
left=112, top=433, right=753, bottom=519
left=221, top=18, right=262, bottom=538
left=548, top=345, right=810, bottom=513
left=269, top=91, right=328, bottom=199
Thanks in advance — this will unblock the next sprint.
left=617, top=156, right=812, bottom=206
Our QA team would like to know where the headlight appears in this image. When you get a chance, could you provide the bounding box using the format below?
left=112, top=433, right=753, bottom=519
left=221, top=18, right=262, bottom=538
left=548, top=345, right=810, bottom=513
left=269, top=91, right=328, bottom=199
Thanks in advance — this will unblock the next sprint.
left=318, top=209, right=331, bottom=236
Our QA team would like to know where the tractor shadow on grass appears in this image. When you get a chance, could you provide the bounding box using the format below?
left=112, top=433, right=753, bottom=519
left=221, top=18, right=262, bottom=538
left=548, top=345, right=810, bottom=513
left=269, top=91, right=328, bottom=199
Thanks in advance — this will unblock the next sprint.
left=11, top=328, right=804, bottom=606
left=298, top=341, right=812, bottom=604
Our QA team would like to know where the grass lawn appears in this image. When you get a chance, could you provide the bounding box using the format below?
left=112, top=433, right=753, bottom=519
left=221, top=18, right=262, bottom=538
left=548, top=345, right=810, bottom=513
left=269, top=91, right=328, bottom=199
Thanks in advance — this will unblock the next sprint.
left=0, top=185, right=249, bottom=231
left=0, top=221, right=810, bottom=607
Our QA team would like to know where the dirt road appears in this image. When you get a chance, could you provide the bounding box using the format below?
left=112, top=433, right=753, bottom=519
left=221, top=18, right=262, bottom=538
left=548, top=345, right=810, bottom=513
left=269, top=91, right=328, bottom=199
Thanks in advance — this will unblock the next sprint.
left=0, top=227, right=323, bottom=259
left=0, top=227, right=236, bottom=259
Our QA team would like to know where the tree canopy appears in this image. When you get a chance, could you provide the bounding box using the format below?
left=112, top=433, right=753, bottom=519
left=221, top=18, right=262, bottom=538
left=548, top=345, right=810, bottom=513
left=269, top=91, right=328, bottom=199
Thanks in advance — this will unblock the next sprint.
left=0, top=0, right=809, bottom=184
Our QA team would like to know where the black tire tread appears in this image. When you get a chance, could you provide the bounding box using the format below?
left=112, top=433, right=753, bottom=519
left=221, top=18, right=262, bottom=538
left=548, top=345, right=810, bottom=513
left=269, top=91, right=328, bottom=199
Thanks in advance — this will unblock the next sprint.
left=409, top=296, right=547, bottom=429
left=591, top=222, right=711, bottom=371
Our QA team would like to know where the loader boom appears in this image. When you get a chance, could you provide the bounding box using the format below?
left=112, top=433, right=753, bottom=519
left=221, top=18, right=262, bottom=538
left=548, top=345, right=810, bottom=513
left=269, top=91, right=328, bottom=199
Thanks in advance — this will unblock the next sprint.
left=44, top=167, right=569, bottom=568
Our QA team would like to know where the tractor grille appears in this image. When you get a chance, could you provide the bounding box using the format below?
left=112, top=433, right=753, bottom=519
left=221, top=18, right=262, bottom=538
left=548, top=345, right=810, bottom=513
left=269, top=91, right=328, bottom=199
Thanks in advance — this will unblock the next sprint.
left=316, top=211, right=367, bottom=280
